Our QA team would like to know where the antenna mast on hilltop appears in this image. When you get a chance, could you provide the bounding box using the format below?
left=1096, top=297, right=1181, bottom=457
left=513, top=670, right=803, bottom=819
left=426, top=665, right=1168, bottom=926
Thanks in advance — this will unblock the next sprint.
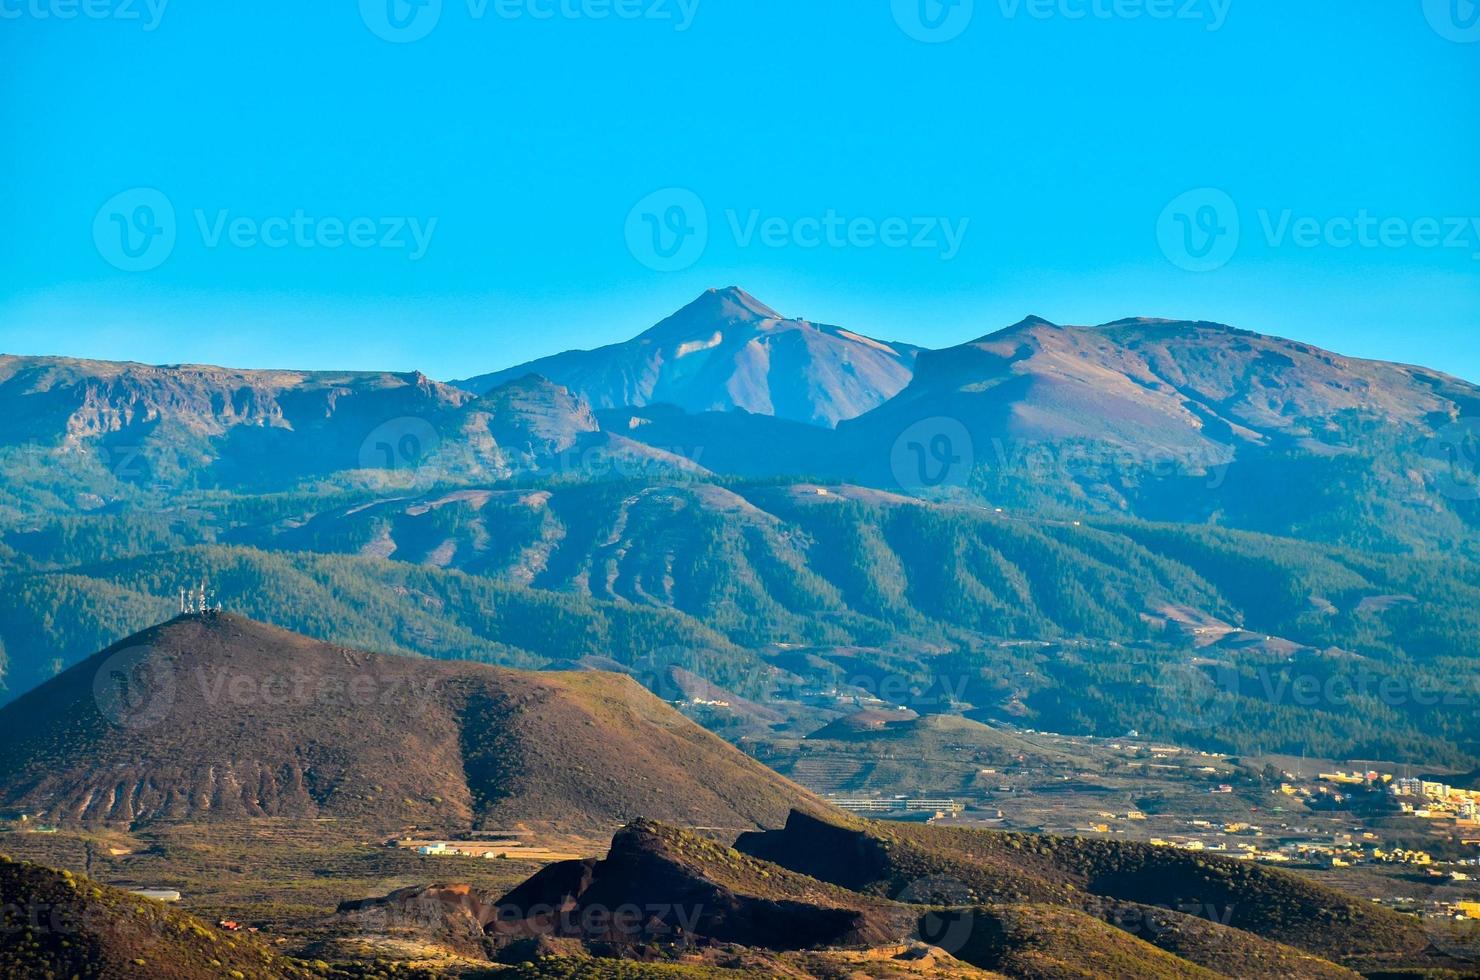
left=178, top=580, right=223, bottom=618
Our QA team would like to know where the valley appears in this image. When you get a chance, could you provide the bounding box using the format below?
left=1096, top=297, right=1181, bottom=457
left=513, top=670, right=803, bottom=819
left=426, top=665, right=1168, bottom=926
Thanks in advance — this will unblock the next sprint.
left=2, top=616, right=1479, bottom=977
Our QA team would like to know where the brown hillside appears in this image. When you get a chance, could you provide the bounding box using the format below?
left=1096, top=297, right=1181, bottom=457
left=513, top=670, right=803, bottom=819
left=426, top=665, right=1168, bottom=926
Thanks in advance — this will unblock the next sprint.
left=0, top=614, right=826, bottom=834
left=0, top=854, right=321, bottom=980
left=488, top=820, right=1300, bottom=979
left=735, top=810, right=1424, bottom=964
left=490, top=819, right=920, bottom=951
left=846, top=314, right=1479, bottom=460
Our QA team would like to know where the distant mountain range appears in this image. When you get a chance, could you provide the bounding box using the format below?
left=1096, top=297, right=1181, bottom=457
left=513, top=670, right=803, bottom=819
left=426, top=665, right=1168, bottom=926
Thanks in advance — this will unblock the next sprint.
left=1, top=287, right=1473, bottom=550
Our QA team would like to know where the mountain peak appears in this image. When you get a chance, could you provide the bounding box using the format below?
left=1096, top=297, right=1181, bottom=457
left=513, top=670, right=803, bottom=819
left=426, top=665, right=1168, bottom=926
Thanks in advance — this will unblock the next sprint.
left=455, top=288, right=918, bottom=427
left=953, top=314, right=1061, bottom=346
left=676, top=285, right=784, bottom=322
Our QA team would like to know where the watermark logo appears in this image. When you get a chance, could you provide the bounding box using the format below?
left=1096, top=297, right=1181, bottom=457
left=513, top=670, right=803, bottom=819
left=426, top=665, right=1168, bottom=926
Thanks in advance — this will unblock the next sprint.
left=361, top=0, right=443, bottom=42
left=1160, top=189, right=1480, bottom=270
left=1248, top=666, right=1472, bottom=712
left=895, top=0, right=1231, bottom=41
left=1425, top=418, right=1480, bottom=501
left=1105, top=901, right=1236, bottom=944
left=94, top=189, right=437, bottom=270
left=1151, top=661, right=1238, bottom=731
left=362, top=0, right=699, bottom=42
left=1157, top=187, right=1239, bottom=272
left=488, top=896, right=706, bottom=942
left=626, top=187, right=708, bottom=272
left=626, top=189, right=970, bottom=270
left=548, top=442, right=707, bottom=481
left=891, top=417, right=975, bottom=490
left=997, top=0, right=1230, bottom=30
left=897, top=876, right=978, bottom=954
left=93, top=188, right=176, bottom=272
left=1424, top=0, right=1480, bottom=42
left=93, top=644, right=176, bottom=730
left=359, top=417, right=443, bottom=479
left=1424, top=877, right=1480, bottom=961
left=471, top=0, right=701, bottom=28
left=1, top=897, right=181, bottom=945
left=974, top=437, right=1232, bottom=490
left=893, top=0, right=975, bottom=42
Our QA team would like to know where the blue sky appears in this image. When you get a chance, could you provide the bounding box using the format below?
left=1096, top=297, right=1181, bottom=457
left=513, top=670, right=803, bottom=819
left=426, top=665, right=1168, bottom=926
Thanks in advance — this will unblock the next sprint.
left=2, top=0, right=1477, bottom=381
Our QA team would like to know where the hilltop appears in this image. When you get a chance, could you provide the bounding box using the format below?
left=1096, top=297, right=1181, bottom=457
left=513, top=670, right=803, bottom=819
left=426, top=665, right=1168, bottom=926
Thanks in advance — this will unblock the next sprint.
left=735, top=809, right=1425, bottom=964
left=0, top=854, right=324, bottom=980
left=491, top=818, right=918, bottom=950
left=480, top=819, right=1359, bottom=978
left=844, top=314, right=1478, bottom=459
left=0, top=614, right=826, bottom=834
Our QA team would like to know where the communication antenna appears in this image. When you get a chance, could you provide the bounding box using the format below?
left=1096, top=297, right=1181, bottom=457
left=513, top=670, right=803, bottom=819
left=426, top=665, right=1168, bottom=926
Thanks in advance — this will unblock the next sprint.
left=176, top=579, right=223, bottom=618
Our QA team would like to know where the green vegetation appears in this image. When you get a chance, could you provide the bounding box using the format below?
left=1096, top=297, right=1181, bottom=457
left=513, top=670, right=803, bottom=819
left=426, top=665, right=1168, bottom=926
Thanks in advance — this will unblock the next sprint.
left=3, top=475, right=1480, bottom=767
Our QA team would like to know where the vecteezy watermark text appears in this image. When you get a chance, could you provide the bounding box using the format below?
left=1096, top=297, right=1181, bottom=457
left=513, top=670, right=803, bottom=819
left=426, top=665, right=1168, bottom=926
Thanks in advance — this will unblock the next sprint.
left=94, top=188, right=437, bottom=272
left=195, top=210, right=437, bottom=259
left=1158, top=188, right=1480, bottom=271
left=726, top=209, right=969, bottom=258
left=893, top=0, right=1230, bottom=43
left=0, top=0, right=167, bottom=29
left=361, top=0, right=700, bottom=42
left=94, top=647, right=441, bottom=730
left=996, top=0, right=1230, bottom=29
left=626, top=187, right=970, bottom=271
